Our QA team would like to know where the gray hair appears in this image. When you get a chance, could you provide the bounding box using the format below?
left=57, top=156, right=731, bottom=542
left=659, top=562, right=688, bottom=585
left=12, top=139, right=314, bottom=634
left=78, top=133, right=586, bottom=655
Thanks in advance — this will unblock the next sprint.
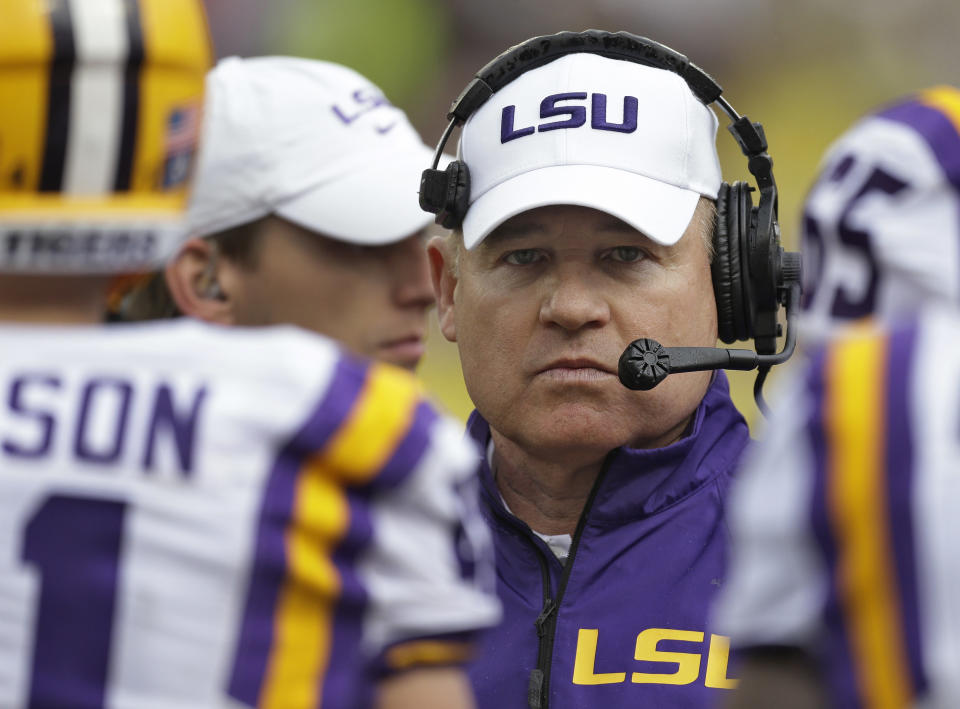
left=692, top=196, right=717, bottom=262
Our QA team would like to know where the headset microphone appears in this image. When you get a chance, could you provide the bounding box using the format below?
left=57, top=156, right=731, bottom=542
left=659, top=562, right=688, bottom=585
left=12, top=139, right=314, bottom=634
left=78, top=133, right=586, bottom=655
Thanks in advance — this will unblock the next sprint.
left=619, top=272, right=801, bottom=414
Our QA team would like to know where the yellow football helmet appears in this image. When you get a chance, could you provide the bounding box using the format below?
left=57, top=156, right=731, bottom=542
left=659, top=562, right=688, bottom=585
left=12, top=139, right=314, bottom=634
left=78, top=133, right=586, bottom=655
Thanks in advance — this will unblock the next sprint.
left=0, top=0, right=212, bottom=273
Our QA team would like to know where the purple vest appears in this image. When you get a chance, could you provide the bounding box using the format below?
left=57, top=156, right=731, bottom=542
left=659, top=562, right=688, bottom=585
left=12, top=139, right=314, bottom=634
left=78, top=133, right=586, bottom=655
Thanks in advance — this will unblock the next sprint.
left=467, top=373, right=749, bottom=709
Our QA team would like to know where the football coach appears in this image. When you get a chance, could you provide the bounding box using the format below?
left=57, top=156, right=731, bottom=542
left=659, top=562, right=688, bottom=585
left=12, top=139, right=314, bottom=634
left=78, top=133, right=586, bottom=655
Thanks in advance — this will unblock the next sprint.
left=419, top=31, right=778, bottom=709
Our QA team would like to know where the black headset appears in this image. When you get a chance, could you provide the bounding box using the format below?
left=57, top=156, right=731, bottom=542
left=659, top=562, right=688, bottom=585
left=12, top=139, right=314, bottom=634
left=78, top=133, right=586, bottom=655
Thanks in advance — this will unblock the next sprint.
left=419, top=30, right=801, bottom=410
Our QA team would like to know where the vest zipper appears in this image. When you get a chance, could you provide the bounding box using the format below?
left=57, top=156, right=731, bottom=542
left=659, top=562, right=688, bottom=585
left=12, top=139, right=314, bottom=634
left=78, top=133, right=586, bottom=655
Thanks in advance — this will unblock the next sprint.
left=477, top=486, right=561, bottom=709
left=478, top=447, right=615, bottom=709
left=524, top=452, right=614, bottom=709
left=527, top=558, right=556, bottom=709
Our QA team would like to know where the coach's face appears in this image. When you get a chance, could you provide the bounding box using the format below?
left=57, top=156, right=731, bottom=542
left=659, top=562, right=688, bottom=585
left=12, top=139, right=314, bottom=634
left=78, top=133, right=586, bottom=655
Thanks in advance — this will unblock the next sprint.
left=431, top=203, right=717, bottom=460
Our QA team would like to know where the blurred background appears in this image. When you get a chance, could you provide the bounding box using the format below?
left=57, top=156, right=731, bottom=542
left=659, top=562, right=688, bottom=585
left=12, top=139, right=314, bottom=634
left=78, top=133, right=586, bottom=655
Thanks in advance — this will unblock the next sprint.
left=202, top=0, right=959, bottom=425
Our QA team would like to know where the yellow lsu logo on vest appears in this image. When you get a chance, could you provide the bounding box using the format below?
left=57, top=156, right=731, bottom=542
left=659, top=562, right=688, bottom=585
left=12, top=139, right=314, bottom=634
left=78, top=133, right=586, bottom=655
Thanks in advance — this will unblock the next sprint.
left=572, top=628, right=738, bottom=689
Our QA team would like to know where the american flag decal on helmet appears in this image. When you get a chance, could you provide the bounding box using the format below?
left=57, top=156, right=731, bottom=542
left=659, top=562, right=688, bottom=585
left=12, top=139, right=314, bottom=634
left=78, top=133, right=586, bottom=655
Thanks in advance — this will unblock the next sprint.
left=163, top=104, right=201, bottom=188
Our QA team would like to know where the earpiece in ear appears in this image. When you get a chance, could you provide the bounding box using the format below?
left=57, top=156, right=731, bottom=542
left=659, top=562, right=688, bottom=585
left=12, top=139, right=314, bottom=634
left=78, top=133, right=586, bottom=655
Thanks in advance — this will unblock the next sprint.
left=202, top=280, right=225, bottom=301
left=198, top=244, right=227, bottom=301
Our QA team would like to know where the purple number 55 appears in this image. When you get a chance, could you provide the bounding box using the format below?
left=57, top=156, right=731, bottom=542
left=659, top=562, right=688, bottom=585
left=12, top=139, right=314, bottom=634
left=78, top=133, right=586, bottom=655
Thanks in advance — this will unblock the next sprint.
left=22, top=495, right=127, bottom=708
left=803, top=154, right=909, bottom=319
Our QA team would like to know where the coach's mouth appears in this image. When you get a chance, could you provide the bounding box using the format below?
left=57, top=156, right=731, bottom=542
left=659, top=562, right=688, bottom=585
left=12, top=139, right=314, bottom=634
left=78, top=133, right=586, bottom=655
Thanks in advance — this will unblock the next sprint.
left=535, top=357, right=617, bottom=382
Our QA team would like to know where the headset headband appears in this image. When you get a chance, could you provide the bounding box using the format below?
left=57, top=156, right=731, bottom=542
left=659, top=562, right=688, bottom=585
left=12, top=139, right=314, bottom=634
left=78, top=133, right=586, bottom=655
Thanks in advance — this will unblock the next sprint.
left=447, top=30, right=720, bottom=123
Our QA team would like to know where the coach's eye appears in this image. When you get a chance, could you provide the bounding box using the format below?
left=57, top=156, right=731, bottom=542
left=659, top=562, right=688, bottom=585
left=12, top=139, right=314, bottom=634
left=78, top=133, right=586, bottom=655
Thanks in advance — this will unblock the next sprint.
left=504, top=249, right=545, bottom=265
left=607, top=246, right=644, bottom=263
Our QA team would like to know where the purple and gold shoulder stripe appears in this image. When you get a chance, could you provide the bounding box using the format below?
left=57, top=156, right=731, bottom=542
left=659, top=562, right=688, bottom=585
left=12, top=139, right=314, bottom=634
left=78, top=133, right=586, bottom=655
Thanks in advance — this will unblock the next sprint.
left=805, top=321, right=927, bottom=709
left=879, top=86, right=960, bottom=192
left=229, top=355, right=441, bottom=709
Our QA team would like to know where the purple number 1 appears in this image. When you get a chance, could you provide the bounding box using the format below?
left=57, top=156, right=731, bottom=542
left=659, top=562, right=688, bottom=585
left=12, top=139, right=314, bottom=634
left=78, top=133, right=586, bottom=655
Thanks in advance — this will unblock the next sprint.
left=22, top=495, right=127, bottom=708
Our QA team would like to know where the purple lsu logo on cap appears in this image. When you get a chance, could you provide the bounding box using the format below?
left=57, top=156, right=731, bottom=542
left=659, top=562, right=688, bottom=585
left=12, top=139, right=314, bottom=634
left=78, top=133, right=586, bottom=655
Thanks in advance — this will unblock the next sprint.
left=332, top=87, right=398, bottom=135
left=501, top=93, right=639, bottom=143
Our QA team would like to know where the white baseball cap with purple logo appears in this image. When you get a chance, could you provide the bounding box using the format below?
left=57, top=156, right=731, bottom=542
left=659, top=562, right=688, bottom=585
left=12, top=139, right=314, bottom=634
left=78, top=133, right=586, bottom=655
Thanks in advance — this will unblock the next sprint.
left=187, top=56, right=438, bottom=245
left=458, top=53, right=723, bottom=249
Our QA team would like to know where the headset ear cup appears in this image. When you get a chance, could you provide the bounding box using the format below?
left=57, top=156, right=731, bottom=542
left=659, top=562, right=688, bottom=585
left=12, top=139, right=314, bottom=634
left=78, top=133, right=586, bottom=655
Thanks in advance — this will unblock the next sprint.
left=439, top=161, right=471, bottom=230
left=712, top=182, right=742, bottom=344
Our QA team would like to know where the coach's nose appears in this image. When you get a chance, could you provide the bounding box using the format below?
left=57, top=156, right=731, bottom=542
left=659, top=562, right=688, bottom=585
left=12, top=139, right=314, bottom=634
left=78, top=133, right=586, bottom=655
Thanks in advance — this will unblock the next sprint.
left=539, top=265, right=611, bottom=332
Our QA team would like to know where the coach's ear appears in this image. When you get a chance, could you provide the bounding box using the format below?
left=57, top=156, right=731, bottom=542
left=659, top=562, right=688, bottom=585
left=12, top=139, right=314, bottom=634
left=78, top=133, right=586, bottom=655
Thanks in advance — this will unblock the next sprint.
left=428, top=235, right=458, bottom=343
left=165, top=238, right=235, bottom=325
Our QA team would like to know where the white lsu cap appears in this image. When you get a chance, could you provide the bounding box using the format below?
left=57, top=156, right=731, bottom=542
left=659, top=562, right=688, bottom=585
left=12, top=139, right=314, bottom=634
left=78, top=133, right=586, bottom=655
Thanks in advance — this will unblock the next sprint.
left=459, top=53, right=723, bottom=249
left=187, top=56, right=437, bottom=245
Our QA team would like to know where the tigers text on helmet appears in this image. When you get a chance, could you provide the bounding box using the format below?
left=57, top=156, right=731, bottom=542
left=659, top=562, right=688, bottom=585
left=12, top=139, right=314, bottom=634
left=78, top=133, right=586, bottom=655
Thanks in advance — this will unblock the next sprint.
left=0, top=0, right=212, bottom=274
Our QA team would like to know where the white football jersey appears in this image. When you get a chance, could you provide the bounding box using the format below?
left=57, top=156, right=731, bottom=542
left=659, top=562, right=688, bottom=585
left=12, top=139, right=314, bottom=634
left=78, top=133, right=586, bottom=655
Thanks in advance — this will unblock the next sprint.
left=0, top=319, right=500, bottom=709
left=800, top=86, right=960, bottom=346
left=714, top=308, right=960, bottom=708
